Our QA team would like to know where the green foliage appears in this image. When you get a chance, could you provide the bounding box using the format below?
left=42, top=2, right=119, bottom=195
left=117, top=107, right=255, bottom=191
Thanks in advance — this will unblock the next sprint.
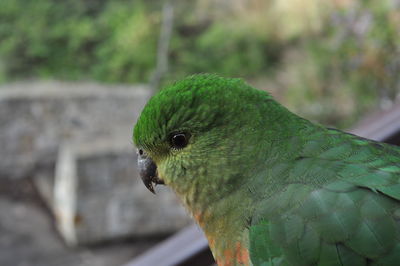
left=169, top=21, right=281, bottom=80
left=0, top=0, right=159, bottom=83
left=93, top=1, right=158, bottom=82
left=277, top=1, right=400, bottom=127
left=0, top=0, right=280, bottom=84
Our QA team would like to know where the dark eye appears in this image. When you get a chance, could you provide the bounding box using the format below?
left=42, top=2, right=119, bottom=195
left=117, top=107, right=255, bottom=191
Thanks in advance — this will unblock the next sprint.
left=170, top=133, right=189, bottom=149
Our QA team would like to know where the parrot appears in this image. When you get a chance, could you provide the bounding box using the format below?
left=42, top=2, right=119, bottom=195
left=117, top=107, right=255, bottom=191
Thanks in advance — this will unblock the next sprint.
left=133, top=74, right=400, bottom=266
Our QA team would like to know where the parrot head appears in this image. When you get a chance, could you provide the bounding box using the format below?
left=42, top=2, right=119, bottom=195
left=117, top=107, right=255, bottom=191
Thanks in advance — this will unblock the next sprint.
left=133, top=74, right=274, bottom=208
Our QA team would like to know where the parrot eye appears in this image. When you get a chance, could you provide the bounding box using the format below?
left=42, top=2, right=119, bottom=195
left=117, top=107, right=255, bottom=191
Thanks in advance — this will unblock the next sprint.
left=170, top=133, right=189, bottom=149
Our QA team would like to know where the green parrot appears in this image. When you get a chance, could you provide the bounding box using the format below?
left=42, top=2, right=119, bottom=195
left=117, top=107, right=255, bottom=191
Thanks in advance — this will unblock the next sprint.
left=133, top=74, right=400, bottom=266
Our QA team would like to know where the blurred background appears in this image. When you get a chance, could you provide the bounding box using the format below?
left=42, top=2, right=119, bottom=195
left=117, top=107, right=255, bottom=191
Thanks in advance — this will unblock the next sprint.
left=1, top=0, right=400, bottom=265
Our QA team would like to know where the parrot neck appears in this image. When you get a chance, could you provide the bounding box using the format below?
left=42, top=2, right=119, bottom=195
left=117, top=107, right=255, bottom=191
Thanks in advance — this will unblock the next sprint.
left=190, top=188, right=253, bottom=265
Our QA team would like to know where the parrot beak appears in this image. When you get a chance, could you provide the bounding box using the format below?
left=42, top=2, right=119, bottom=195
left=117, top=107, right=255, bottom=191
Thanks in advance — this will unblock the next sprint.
left=137, top=149, right=164, bottom=194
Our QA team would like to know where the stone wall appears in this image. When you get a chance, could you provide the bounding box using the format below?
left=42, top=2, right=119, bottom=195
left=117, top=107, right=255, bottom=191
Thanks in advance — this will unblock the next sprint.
left=0, top=81, right=192, bottom=245
left=38, top=141, right=191, bottom=245
left=0, top=81, right=149, bottom=179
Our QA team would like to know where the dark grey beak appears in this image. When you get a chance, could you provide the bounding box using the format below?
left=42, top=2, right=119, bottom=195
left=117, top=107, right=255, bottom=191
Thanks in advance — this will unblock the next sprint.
left=137, top=149, right=164, bottom=194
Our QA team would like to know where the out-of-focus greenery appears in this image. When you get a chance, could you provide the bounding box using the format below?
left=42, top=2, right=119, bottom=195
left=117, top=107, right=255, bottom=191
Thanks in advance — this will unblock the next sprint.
left=0, top=0, right=159, bottom=82
left=0, top=0, right=399, bottom=127
left=281, top=0, right=400, bottom=127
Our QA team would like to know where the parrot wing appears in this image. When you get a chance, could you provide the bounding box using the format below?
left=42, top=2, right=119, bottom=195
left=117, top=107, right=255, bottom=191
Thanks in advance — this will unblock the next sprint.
left=249, top=129, right=400, bottom=266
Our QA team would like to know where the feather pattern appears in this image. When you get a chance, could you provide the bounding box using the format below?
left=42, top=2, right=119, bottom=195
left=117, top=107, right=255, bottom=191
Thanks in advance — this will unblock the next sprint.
left=250, top=129, right=400, bottom=266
